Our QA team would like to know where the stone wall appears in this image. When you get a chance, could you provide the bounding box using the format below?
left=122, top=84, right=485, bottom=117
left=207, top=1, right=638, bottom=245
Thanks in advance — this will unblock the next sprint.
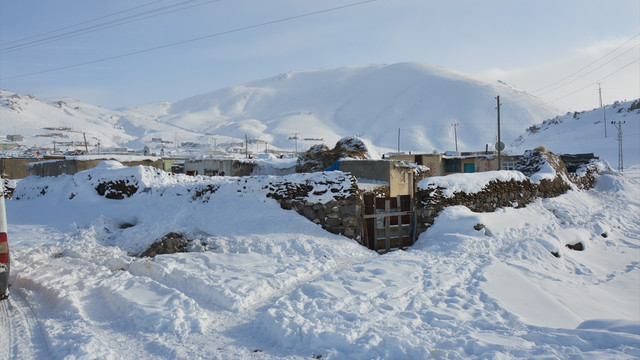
left=414, top=151, right=599, bottom=235
left=266, top=175, right=361, bottom=239
left=268, top=151, right=602, bottom=243
left=276, top=198, right=360, bottom=238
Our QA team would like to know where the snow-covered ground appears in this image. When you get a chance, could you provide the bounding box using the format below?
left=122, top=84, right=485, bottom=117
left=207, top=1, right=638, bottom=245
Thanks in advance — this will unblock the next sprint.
left=1, top=160, right=638, bottom=359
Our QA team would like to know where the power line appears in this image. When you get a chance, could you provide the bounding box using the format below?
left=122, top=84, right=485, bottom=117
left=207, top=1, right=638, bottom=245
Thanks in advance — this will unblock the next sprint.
left=535, top=43, right=639, bottom=97
left=0, top=0, right=165, bottom=47
left=500, top=32, right=640, bottom=111
left=0, top=0, right=378, bottom=81
left=548, top=57, right=640, bottom=103
left=532, top=32, right=640, bottom=94
left=500, top=56, right=640, bottom=112
left=1, top=0, right=222, bottom=53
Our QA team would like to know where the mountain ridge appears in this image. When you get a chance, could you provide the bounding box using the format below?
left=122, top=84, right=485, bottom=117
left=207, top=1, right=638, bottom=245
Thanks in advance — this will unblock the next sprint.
left=2, top=62, right=565, bottom=156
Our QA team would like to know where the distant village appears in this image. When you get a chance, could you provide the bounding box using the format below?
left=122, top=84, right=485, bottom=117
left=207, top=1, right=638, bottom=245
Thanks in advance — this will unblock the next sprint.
left=1, top=128, right=600, bottom=254
left=1, top=128, right=596, bottom=198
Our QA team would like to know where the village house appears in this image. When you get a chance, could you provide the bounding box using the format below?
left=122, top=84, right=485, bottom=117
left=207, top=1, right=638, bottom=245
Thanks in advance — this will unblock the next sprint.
left=6, top=135, right=24, bottom=142
left=183, top=158, right=255, bottom=176
left=389, top=151, right=521, bottom=176
left=336, top=159, right=427, bottom=197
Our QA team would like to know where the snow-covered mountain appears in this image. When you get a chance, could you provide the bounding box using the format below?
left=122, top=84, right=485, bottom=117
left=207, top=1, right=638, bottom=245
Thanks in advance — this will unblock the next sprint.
left=2, top=62, right=637, bottom=176
left=2, top=63, right=562, bottom=155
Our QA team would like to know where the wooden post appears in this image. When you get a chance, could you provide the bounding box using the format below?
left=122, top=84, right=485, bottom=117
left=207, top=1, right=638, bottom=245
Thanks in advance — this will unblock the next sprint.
left=384, top=199, right=391, bottom=253
left=363, top=193, right=376, bottom=251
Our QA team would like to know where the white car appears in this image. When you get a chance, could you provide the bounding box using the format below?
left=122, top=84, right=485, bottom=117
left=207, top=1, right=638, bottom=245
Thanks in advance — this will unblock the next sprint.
left=0, top=182, right=9, bottom=300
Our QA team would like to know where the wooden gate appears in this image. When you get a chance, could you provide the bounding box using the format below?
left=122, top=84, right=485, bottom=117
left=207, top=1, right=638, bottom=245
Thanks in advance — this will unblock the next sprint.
left=362, top=194, right=416, bottom=254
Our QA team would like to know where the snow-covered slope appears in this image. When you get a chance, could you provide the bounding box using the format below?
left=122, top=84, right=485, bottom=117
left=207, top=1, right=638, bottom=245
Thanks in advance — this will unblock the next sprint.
left=512, top=99, right=640, bottom=178
left=3, top=162, right=639, bottom=359
left=0, top=90, right=192, bottom=151
left=2, top=63, right=562, bottom=155
left=129, top=63, right=562, bottom=154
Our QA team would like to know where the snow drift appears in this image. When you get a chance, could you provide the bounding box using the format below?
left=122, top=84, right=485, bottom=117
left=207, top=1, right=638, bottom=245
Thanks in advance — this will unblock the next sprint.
left=3, top=162, right=639, bottom=359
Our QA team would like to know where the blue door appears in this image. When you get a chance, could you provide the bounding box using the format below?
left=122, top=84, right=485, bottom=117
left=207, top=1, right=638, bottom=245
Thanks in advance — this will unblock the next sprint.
left=464, top=163, right=475, bottom=173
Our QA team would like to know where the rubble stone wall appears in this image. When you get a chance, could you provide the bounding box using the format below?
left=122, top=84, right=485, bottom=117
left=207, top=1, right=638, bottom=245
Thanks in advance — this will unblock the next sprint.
left=414, top=151, right=599, bottom=235
left=266, top=175, right=361, bottom=239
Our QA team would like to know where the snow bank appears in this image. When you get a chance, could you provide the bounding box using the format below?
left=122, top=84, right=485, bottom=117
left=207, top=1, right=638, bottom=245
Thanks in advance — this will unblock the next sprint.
left=256, top=173, right=639, bottom=358
left=418, top=170, right=527, bottom=197
left=5, top=163, right=639, bottom=359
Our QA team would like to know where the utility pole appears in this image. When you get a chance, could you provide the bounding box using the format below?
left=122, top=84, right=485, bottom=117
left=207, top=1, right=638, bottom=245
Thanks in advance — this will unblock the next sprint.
left=289, top=133, right=299, bottom=156
left=92, top=137, right=101, bottom=154
left=451, top=123, right=459, bottom=152
left=397, top=128, right=401, bottom=154
left=598, top=83, right=607, bottom=137
left=496, top=96, right=502, bottom=170
left=611, top=121, right=625, bottom=172
left=245, top=134, right=249, bottom=158
left=82, top=132, right=88, bottom=154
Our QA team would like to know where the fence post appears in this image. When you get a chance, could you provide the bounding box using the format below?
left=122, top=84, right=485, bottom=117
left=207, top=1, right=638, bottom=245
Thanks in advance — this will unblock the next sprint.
left=363, top=193, right=376, bottom=251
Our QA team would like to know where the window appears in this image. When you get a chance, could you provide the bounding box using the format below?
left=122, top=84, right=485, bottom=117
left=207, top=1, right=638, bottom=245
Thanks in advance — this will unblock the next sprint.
left=502, top=162, right=516, bottom=170
left=444, top=159, right=461, bottom=173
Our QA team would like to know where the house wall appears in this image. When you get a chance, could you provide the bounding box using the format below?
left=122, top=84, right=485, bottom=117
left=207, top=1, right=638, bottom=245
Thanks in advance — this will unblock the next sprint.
left=390, top=153, right=521, bottom=175
left=184, top=159, right=232, bottom=176
left=389, top=154, right=444, bottom=176
left=250, top=164, right=296, bottom=176
left=1, top=158, right=38, bottom=179
left=183, top=159, right=256, bottom=176
left=25, top=158, right=165, bottom=178
left=339, top=160, right=413, bottom=197
left=338, top=160, right=391, bottom=183
left=389, top=166, right=412, bottom=197
left=1, top=143, right=20, bottom=150
left=421, top=154, right=445, bottom=176
left=481, top=155, right=520, bottom=171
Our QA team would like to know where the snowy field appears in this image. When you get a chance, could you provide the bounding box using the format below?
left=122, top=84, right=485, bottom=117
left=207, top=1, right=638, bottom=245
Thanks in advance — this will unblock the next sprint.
left=1, top=160, right=638, bottom=359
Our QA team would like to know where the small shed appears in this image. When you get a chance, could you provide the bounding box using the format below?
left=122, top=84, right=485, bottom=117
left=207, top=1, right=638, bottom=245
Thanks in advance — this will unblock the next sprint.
left=560, top=153, right=598, bottom=173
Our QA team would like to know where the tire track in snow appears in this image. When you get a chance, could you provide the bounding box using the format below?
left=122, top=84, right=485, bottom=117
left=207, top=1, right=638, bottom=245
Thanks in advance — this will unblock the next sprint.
left=1, top=289, right=52, bottom=360
left=0, top=296, right=13, bottom=360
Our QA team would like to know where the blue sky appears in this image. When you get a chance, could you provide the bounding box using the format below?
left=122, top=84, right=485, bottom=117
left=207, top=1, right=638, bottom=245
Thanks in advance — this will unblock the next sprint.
left=1, top=0, right=638, bottom=111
